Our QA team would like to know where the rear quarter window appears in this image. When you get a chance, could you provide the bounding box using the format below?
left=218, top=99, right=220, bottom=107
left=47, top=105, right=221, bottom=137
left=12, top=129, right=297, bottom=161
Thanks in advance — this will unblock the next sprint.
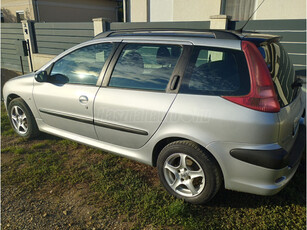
left=180, top=46, right=250, bottom=96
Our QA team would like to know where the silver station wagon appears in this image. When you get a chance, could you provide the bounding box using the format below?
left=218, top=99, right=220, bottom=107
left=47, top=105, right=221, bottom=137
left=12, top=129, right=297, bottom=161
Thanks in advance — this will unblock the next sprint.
left=3, top=29, right=305, bottom=204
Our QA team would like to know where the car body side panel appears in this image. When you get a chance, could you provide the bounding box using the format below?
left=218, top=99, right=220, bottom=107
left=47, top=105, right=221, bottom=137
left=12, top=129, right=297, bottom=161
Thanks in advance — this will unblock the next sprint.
left=145, top=94, right=300, bottom=195
left=32, top=82, right=99, bottom=139
left=33, top=90, right=290, bottom=196
left=3, top=73, right=39, bottom=118
left=158, top=94, right=280, bottom=145
left=141, top=94, right=280, bottom=178
left=94, top=88, right=176, bottom=148
left=36, top=118, right=155, bottom=165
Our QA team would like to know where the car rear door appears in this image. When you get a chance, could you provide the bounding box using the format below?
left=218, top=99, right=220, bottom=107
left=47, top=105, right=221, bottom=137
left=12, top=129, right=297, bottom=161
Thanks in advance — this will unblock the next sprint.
left=93, top=40, right=192, bottom=148
left=261, top=42, right=305, bottom=152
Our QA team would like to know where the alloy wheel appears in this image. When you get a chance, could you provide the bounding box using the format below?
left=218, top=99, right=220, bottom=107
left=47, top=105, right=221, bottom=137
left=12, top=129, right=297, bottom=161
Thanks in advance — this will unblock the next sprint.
left=10, top=105, right=28, bottom=135
left=163, top=153, right=205, bottom=197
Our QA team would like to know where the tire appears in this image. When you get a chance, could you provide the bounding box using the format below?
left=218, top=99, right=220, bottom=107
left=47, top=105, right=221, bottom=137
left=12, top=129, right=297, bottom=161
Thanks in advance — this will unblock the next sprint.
left=157, top=140, right=222, bottom=204
left=8, top=98, right=39, bottom=139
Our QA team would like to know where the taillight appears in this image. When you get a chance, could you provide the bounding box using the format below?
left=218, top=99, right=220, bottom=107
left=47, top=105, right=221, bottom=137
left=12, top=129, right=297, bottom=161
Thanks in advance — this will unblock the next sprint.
left=223, top=41, right=280, bottom=113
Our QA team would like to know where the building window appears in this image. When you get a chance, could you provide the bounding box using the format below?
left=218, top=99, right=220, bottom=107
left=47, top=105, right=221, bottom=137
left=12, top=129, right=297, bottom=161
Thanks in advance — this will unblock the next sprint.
left=16, top=11, right=25, bottom=23
left=220, top=0, right=256, bottom=21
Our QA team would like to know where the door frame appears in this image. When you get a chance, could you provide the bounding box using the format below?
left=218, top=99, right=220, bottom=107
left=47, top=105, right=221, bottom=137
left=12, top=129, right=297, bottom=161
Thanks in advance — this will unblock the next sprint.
left=100, top=39, right=194, bottom=94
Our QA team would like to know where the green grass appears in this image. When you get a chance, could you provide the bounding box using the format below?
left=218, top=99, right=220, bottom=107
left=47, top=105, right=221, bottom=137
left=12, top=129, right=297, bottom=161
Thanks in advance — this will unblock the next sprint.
left=1, top=105, right=15, bottom=136
left=1, top=103, right=306, bottom=229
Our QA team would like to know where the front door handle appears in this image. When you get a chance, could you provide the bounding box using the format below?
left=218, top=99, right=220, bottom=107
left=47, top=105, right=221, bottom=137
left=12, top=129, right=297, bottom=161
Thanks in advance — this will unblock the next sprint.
left=79, top=95, right=88, bottom=104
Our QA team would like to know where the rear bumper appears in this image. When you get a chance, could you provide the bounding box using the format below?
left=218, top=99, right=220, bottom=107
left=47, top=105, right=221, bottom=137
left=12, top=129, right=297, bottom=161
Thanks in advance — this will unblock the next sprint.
left=230, top=124, right=306, bottom=169
left=206, top=124, right=306, bottom=196
left=287, top=124, right=306, bottom=167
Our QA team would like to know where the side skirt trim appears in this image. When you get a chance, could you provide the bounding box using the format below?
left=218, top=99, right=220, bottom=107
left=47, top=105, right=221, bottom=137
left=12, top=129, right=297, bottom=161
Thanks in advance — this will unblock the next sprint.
left=94, top=120, right=148, bottom=136
left=39, top=108, right=148, bottom=136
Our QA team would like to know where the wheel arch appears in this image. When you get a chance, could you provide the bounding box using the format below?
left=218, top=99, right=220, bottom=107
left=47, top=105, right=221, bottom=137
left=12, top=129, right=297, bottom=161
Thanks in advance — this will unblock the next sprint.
left=152, top=137, right=224, bottom=184
left=6, top=93, right=22, bottom=107
left=152, top=137, right=187, bottom=167
left=7, top=94, right=40, bottom=138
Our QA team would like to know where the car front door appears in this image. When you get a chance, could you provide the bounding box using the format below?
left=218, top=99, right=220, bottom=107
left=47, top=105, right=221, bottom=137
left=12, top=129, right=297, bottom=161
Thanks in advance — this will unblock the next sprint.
left=33, top=42, right=117, bottom=139
left=93, top=40, right=192, bottom=148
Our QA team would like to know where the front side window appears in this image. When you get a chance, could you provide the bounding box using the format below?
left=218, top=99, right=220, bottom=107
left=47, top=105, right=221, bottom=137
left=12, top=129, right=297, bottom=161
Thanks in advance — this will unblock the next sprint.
left=49, top=43, right=114, bottom=85
left=108, top=43, right=182, bottom=91
left=180, top=46, right=250, bottom=96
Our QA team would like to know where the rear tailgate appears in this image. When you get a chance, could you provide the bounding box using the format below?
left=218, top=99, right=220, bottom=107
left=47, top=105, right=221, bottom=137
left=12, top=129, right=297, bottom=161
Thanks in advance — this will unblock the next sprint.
left=278, top=90, right=304, bottom=152
left=259, top=41, right=305, bottom=152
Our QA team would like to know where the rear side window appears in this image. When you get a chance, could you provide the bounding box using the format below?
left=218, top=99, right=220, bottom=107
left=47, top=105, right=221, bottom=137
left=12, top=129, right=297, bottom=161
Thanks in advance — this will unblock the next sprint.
left=180, top=46, right=250, bottom=96
left=260, top=43, right=296, bottom=107
left=109, top=44, right=182, bottom=91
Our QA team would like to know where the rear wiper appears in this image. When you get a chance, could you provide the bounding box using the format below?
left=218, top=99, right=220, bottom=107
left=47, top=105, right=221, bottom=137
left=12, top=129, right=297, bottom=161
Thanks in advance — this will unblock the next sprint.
left=291, top=78, right=303, bottom=89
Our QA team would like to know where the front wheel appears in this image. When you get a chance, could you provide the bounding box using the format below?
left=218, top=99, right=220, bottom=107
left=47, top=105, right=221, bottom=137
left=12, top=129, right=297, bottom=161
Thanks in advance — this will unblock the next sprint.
left=8, top=98, right=39, bottom=139
left=157, top=140, right=222, bottom=204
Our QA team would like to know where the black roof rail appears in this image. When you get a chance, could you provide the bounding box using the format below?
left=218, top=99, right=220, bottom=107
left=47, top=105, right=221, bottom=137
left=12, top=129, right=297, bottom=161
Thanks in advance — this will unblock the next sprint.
left=94, top=28, right=241, bottom=40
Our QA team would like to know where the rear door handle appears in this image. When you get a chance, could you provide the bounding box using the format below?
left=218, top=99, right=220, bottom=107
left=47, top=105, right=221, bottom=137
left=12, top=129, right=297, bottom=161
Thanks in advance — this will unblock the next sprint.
left=170, top=75, right=180, bottom=90
left=79, top=95, right=88, bottom=104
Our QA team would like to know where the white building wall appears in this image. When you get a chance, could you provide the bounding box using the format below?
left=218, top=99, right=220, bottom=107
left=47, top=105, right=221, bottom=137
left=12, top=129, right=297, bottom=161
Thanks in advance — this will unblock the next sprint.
left=150, top=0, right=173, bottom=22
left=130, top=0, right=148, bottom=22
left=129, top=0, right=306, bottom=22
left=255, top=0, right=306, bottom=20
left=173, top=0, right=221, bottom=21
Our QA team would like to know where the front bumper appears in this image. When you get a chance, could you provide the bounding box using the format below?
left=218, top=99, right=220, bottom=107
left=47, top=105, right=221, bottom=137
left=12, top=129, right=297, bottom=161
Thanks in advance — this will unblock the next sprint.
left=206, top=124, right=305, bottom=196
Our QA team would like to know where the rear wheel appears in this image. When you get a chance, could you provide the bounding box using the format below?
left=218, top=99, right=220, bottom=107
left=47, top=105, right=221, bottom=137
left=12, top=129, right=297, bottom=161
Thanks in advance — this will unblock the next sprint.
left=8, top=98, right=39, bottom=139
left=157, top=140, right=222, bottom=204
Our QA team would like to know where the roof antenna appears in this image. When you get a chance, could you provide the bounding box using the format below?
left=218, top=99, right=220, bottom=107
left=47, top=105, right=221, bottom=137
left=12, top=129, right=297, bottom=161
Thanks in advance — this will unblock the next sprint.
left=237, top=0, right=266, bottom=33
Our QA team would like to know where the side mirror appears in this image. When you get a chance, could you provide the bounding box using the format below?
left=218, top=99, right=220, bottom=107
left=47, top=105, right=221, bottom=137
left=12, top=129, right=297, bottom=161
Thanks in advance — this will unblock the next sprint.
left=35, top=71, right=48, bottom=82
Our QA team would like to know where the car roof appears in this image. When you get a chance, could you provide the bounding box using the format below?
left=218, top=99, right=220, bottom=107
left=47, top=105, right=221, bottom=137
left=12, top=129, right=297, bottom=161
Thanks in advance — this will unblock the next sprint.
left=94, top=28, right=281, bottom=44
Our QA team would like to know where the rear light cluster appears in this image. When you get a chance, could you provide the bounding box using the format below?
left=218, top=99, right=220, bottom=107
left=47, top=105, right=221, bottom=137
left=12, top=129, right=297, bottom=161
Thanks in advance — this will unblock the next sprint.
left=223, top=41, right=280, bottom=113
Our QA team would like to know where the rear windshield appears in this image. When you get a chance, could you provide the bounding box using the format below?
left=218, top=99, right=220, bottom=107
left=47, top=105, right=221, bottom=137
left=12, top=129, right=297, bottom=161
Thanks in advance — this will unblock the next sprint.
left=259, top=42, right=297, bottom=107
left=180, top=46, right=250, bottom=96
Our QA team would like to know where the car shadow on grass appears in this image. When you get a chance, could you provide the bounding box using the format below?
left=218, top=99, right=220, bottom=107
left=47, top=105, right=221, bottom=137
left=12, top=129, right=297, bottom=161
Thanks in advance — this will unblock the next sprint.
left=31, top=131, right=307, bottom=209
left=35, top=132, right=62, bottom=141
